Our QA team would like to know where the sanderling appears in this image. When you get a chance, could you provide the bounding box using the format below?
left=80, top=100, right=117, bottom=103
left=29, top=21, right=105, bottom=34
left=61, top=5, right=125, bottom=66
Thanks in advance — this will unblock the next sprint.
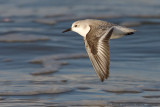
left=62, top=19, right=135, bottom=82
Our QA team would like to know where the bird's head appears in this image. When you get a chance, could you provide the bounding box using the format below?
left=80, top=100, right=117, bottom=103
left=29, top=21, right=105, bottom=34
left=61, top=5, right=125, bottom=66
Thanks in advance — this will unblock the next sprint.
left=62, top=20, right=90, bottom=37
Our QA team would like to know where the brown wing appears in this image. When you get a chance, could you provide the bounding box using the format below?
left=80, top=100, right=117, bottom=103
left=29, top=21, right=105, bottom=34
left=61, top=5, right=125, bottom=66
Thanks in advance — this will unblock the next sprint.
left=84, top=27, right=114, bottom=82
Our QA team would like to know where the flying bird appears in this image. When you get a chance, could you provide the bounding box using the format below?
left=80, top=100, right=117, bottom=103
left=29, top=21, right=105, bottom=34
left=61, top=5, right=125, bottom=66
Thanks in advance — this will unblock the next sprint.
left=62, top=19, right=135, bottom=82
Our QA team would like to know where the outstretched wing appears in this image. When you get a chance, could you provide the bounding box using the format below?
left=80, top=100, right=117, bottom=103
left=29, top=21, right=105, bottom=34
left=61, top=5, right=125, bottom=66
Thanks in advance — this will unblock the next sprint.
left=84, top=27, right=114, bottom=82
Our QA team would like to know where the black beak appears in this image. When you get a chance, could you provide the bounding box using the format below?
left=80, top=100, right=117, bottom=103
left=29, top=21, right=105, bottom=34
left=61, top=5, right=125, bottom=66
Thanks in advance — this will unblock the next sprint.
left=62, top=28, right=72, bottom=33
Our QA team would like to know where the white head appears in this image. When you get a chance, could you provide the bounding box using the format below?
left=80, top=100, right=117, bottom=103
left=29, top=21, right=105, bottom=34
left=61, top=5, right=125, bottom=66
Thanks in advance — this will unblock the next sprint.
left=62, top=20, right=90, bottom=37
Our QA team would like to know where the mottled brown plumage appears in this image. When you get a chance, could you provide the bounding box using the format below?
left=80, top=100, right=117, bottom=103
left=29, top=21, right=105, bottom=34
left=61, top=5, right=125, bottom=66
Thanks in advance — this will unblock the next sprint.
left=85, top=27, right=114, bottom=81
left=62, top=19, right=136, bottom=82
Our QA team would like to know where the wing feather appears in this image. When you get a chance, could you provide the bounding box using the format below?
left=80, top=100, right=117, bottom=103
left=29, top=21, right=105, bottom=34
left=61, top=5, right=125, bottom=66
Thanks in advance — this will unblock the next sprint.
left=84, top=28, right=114, bottom=82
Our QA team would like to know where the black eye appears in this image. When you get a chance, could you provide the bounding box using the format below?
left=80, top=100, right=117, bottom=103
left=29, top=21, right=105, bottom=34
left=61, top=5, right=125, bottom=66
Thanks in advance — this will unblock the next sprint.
left=74, top=25, right=77, bottom=27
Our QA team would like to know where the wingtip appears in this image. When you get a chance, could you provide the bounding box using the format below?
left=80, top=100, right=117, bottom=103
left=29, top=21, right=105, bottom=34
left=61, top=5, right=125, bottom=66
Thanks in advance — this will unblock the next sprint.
left=100, top=78, right=104, bottom=82
left=100, top=75, right=109, bottom=82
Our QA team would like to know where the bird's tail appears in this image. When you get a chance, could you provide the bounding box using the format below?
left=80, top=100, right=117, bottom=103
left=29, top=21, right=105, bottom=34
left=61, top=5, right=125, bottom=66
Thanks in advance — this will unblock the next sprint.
left=110, top=26, right=136, bottom=39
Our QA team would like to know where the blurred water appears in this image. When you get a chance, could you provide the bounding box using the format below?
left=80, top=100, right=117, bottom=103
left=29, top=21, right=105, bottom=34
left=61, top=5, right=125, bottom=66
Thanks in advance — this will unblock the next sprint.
left=0, top=0, right=160, bottom=106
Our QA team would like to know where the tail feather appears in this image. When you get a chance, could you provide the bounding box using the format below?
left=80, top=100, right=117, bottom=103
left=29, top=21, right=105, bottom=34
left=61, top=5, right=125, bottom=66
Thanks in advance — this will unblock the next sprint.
left=110, top=26, right=136, bottom=39
left=126, top=32, right=134, bottom=35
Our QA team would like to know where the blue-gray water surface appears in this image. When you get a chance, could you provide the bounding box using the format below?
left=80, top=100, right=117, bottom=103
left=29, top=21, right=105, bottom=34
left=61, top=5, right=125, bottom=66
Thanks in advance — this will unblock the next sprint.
left=0, top=0, right=160, bottom=106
